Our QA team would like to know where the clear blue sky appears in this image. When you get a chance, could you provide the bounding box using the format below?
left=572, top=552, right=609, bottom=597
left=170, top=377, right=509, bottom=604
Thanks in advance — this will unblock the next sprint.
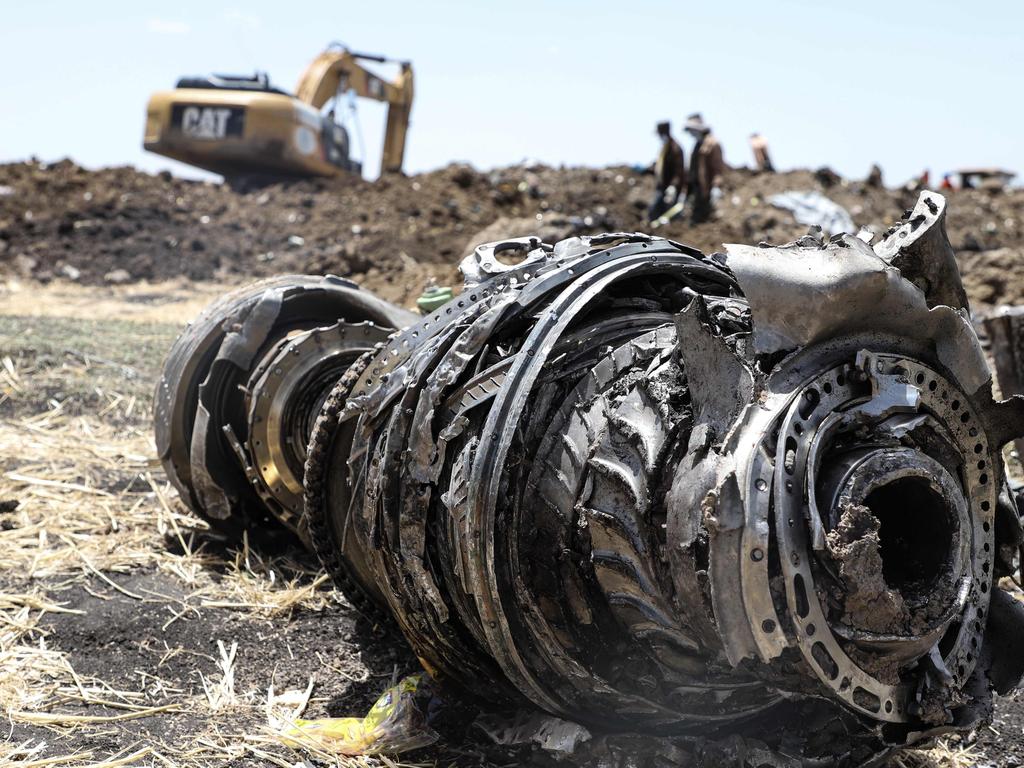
left=1, top=1, right=1019, bottom=184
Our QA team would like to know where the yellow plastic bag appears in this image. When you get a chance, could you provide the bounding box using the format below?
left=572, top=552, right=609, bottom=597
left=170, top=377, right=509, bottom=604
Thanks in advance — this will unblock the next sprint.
left=281, top=674, right=440, bottom=756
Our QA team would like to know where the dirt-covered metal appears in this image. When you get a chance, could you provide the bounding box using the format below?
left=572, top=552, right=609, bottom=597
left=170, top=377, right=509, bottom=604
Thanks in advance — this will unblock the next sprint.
left=983, top=305, right=1024, bottom=461
left=154, top=274, right=416, bottom=541
left=156, top=193, right=1024, bottom=765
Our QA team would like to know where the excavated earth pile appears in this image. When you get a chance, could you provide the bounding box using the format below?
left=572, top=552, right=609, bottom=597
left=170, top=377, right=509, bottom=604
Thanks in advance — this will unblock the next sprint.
left=2, top=159, right=1024, bottom=311
left=153, top=192, right=1024, bottom=766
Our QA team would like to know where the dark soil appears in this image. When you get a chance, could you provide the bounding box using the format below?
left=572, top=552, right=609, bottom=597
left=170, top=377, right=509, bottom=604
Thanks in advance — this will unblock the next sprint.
left=977, top=691, right=1024, bottom=767
left=1, top=565, right=532, bottom=767
left=2, top=159, right=1023, bottom=311
left=7, top=565, right=1023, bottom=767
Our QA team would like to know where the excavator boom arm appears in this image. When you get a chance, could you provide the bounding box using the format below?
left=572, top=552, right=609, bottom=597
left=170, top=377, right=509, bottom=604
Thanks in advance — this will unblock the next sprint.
left=294, top=50, right=414, bottom=175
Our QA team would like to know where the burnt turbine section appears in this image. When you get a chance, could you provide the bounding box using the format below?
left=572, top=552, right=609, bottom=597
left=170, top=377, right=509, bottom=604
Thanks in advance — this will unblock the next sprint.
left=156, top=193, right=1024, bottom=764
left=154, top=275, right=417, bottom=542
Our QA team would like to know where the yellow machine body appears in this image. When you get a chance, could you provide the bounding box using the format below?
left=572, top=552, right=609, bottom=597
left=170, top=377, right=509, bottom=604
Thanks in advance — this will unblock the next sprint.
left=143, top=47, right=414, bottom=179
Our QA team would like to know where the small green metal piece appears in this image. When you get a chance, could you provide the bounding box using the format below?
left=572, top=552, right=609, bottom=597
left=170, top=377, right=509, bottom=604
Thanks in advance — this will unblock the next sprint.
left=416, top=285, right=454, bottom=314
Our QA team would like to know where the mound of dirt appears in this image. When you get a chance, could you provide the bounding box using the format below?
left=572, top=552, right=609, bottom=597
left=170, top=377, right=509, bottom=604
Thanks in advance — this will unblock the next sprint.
left=1, top=158, right=1023, bottom=309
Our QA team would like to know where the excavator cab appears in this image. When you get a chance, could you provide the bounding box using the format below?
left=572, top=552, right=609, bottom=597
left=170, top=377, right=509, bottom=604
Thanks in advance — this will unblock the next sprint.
left=143, top=45, right=412, bottom=180
left=321, top=111, right=356, bottom=173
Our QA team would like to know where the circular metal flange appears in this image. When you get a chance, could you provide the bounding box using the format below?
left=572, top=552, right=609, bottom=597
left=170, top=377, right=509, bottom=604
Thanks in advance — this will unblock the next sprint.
left=765, top=353, right=995, bottom=723
left=247, top=320, right=390, bottom=525
left=883, top=357, right=996, bottom=696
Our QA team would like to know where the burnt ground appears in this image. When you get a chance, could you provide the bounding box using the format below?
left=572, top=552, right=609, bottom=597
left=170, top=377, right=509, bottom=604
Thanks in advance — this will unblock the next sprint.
left=5, top=571, right=571, bottom=768
left=2, top=157, right=1024, bottom=765
left=7, top=569, right=507, bottom=766
left=984, top=696, right=1024, bottom=767
left=9, top=570, right=402, bottom=754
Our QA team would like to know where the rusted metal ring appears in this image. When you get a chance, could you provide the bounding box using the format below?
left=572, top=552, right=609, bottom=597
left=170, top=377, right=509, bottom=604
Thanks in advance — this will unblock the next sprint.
left=247, top=320, right=390, bottom=523
left=769, top=353, right=994, bottom=722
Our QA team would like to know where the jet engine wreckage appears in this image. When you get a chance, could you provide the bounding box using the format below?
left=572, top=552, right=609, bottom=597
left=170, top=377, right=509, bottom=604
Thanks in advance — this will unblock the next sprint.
left=156, top=192, right=1024, bottom=765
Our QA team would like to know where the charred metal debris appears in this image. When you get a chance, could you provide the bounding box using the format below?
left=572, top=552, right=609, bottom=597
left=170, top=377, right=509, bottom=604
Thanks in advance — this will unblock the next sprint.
left=156, top=192, right=1024, bottom=766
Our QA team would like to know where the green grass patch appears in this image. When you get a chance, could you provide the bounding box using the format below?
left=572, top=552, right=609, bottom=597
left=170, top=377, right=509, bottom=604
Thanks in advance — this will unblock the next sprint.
left=0, top=315, right=180, bottom=421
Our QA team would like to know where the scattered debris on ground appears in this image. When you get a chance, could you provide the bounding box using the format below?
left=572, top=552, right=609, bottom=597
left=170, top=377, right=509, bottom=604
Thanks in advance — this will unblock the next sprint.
left=3, top=159, right=1024, bottom=311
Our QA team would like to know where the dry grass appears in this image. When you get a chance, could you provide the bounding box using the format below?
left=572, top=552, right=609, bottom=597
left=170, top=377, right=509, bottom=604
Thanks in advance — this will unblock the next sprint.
left=0, top=345, right=416, bottom=767
left=0, top=399, right=334, bottom=616
left=892, top=739, right=986, bottom=768
left=0, top=279, right=230, bottom=325
left=0, top=414, right=160, bottom=578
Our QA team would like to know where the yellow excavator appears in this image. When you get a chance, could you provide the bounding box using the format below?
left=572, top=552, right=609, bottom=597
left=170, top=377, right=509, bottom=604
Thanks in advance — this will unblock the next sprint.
left=143, top=44, right=414, bottom=179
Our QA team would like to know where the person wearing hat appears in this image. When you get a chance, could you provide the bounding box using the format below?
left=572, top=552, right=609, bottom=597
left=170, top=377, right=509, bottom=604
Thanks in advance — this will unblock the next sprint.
left=648, top=121, right=686, bottom=222
left=684, top=113, right=725, bottom=223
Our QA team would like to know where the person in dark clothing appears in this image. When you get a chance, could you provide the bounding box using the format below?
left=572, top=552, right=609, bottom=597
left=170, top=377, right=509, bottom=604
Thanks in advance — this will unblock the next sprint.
left=684, top=113, right=725, bottom=224
left=866, top=163, right=884, bottom=188
left=648, top=121, right=685, bottom=222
